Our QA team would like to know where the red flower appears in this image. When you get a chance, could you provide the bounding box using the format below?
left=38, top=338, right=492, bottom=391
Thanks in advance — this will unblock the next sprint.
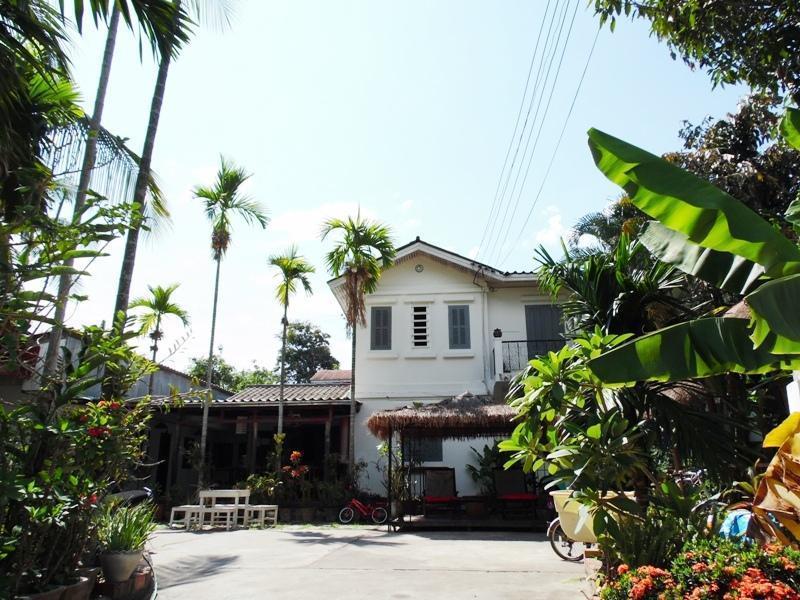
left=691, top=562, right=709, bottom=573
left=108, top=401, right=121, bottom=410
left=617, top=564, right=629, bottom=576
left=87, top=426, right=110, bottom=437
left=290, top=450, right=302, bottom=463
left=78, top=414, right=89, bottom=423
left=281, top=465, right=291, bottom=473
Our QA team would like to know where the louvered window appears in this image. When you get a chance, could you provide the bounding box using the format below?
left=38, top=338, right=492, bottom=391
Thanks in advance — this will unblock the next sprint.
left=412, top=306, right=428, bottom=347
left=448, top=305, right=470, bottom=349
left=370, top=306, right=392, bottom=350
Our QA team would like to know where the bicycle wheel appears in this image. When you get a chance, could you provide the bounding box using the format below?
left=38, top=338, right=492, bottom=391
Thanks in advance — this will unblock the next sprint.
left=371, top=507, right=388, bottom=524
left=338, top=507, right=355, bottom=524
left=548, top=519, right=584, bottom=562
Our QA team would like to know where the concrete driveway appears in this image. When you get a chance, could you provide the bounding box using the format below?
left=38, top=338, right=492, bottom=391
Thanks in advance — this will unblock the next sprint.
left=150, top=525, right=586, bottom=600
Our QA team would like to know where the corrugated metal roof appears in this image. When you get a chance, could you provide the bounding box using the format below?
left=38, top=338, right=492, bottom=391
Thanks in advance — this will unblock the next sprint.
left=202, top=383, right=351, bottom=406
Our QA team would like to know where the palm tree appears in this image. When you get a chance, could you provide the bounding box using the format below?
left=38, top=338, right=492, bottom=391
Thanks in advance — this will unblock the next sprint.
left=269, top=246, right=314, bottom=439
left=194, top=156, right=268, bottom=487
left=112, top=0, right=230, bottom=325
left=128, top=283, right=189, bottom=395
left=321, top=215, right=395, bottom=472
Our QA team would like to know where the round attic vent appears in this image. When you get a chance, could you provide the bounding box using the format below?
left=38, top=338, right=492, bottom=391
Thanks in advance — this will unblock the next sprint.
left=414, top=264, right=424, bottom=273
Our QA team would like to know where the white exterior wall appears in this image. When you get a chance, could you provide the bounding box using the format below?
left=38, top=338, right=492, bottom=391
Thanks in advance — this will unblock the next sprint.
left=344, top=250, right=555, bottom=496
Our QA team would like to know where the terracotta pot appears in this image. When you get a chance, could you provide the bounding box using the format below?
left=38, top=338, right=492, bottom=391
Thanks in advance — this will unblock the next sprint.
left=100, top=550, right=142, bottom=583
left=60, top=576, right=91, bottom=600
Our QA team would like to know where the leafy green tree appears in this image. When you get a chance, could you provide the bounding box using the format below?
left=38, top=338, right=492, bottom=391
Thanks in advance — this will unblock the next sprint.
left=268, top=246, right=314, bottom=436
left=187, top=353, right=276, bottom=392
left=128, top=283, right=189, bottom=394
left=321, top=215, right=395, bottom=471
left=193, top=156, right=268, bottom=487
left=568, top=195, right=644, bottom=252
left=592, top=0, right=800, bottom=102
left=276, top=322, right=340, bottom=384
left=666, top=94, right=800, bottom=229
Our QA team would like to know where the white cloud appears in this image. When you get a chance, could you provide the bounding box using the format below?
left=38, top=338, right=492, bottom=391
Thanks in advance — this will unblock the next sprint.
left=268, top=202, right=376, bottom=244
left=400, top=199, right=414, bottom=212
left=534, top=206, right=567, bottom=249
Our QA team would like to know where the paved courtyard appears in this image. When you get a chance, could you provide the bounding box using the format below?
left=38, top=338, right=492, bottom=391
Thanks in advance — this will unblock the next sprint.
left=150, top=525, right=586, bottom=600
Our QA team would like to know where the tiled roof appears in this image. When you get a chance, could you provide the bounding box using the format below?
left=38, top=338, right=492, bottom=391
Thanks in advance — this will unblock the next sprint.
left=309, top=369, right=352, bottom=382
left=204, top=383, right=351, bottom=406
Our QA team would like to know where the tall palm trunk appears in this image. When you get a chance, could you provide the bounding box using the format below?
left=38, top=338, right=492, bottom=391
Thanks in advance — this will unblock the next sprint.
left=112, top=0, right=181, bottom=325
left=277, top=302, right=288, bottom=435
left=349, top=327, right=356, bottom=473
left=199, top=255, right=221, bottom=489
left=43, top=6, right=121, bottom=382
left=147, top=314, right=161, bottom=396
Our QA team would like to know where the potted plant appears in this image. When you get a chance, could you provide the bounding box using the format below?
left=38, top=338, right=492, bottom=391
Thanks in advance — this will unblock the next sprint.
left=96, top=502, right=157, bottom=583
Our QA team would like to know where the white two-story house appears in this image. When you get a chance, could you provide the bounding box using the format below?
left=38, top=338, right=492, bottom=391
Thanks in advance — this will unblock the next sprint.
left=328, top=238, right=563, bottom=495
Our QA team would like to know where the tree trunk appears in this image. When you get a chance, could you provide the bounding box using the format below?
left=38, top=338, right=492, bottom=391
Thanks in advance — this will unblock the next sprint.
left=43, top=6, right=121, bottom=383
left=277, top=302, right=288, bottom=435
left=199, top=256, right=221, bottom=489
left=349, top=327, right=356, bottom=474
left=147, top=314, right=161, bottom=396
left=112, top=0, right=181, bottom=325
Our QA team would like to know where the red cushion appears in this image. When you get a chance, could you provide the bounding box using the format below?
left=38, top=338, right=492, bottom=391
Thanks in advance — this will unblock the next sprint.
left=498, top=493, right=538, bottom=501
left=424, top=495, right=458, bottom=503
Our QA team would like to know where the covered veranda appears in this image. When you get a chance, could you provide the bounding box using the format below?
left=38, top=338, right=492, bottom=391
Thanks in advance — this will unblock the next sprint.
left=367, top=392, right=547, bottom=530
left=148, top=382, right=355, bottom=500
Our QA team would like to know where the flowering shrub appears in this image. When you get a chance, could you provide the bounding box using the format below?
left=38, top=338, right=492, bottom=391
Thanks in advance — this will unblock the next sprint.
left=600, top=538, right=800, bottom=599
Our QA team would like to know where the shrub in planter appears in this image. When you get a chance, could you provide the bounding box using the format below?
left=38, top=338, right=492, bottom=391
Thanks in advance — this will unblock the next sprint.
left=96, top=503, right=156, bottom=584
left=599, top=537, right=800, bottom=599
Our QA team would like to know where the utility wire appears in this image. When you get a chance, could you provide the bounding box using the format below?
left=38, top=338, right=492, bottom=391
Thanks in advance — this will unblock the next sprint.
left=475, top=0, right=553, bottom=261
left=485, top=0, right=577, bottom=264
left=499, top=23, right=602, bottom=267
left=476, top=1, right=559, bottom=261
left=487, top=0, right=580, bottom=265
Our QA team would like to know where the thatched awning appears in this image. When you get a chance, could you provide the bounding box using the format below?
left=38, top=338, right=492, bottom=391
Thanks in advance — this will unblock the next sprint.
left=366, top=392, right=517, bottom=441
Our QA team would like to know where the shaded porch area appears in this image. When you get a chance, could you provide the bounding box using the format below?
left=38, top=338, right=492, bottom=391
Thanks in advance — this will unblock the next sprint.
left=367, top=392, right=551, bottom=531
left=148, top=382, right=354, bottom=502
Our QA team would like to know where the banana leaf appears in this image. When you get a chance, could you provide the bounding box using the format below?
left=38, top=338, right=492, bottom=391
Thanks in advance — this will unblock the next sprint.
left=587, top=128, right=800, bottom=278
left=640, top=221, right=765, bottom=294
left=588, top=317, right=800, bottom=384
left=747, top=274, right=800, bottom=354
left=780, top=107, right=800, bottom=151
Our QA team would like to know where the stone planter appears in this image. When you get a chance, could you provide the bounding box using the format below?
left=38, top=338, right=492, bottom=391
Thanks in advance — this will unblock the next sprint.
left=100, top=550, right=142, bottom=584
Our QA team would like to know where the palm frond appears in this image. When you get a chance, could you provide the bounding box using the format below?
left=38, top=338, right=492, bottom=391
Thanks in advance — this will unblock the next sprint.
left=268, top=245, right=315, bottom=306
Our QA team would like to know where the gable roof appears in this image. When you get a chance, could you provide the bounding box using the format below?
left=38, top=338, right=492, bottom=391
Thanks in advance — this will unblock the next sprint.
left=309, top=369, right=351, bottom=383
left=327, top=238, right=537, bottom=304
left=199, top=382, right=351, bottom=406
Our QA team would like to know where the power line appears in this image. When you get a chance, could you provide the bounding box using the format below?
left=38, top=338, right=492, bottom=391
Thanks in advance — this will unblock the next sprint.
left=487, top=0, right=580, bottom=265
left=499, top=23, right=602, bottom=267
left=474, top=0, right=553, bottom=261
left=479, top=1, right=566, bottom=262
left=485, top=0, right=578, bottom=265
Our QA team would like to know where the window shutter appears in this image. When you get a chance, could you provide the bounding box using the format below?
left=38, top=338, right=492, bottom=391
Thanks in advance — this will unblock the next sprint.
left=371, top=307, right=391, bottom=350
left=448, top=305, right=470, bottom=349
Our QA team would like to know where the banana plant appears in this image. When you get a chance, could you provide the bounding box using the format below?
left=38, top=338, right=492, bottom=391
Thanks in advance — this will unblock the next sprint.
left=587, top=108, right=800, bottom=384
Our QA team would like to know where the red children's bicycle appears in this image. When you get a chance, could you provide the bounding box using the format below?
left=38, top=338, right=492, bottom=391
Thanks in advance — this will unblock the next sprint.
left=338, top=498, right=388, bottom=525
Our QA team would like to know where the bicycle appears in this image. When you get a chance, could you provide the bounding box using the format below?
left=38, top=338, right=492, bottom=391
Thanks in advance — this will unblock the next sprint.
left=338, top=498, right=388, bottom=525
left=547, top=516, right=584, bottom=562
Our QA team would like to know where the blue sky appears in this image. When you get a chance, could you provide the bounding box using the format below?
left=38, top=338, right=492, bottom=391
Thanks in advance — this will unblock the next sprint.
left=64, top=0, right=746, bottom=373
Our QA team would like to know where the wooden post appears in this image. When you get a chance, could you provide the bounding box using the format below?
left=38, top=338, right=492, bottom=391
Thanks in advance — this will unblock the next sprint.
left=324, top=407, right=332, bottom=478
left=166, top=418, right=182, bottom=492
left=248, top=415, right=259, bottom=474
left=387, top=426, right=393, bottom=533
